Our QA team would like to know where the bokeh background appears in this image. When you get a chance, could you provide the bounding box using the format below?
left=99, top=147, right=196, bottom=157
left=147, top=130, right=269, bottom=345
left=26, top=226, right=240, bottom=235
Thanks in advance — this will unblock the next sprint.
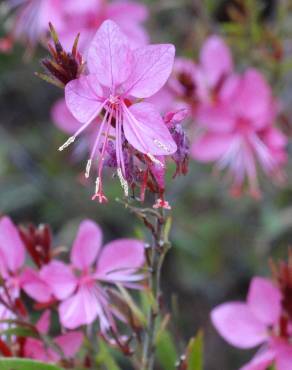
left=1, top=0, right=292, bottom=368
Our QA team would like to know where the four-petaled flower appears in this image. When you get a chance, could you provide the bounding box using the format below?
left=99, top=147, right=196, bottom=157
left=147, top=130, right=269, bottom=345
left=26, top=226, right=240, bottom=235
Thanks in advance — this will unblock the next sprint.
left=61, top=20, right=177, bottom=202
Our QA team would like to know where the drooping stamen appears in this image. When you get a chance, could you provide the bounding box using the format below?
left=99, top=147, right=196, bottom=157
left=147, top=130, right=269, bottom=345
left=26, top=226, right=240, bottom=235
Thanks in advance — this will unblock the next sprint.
left=58, top=100, right=108, bottom=152
left=115, top=106, right=128, bottom=196
left=85, top=109, right=110, bottom=179
left=117, top=168, right=129, bottom=197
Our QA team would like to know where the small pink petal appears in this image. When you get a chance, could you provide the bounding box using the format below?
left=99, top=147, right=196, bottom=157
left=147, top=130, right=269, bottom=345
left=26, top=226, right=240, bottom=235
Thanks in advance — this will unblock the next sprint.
left=21, top=268, right=53, bottom=303
left=200, top=35, right=233, bottom=88
left=240, top=347, right=275, bottom=370
left=124, top=44, right=175, bottom=98
left=87, top=20, right=133, bottom=87
left=211, top=302, right=267, bottom=349
left=0, top=217, right=25, bottom=273
left=191, top=132, right=234, bottom=162
left=247, top=277, right=281, bottom=326
left=24, top=338, right=50, bottom=362
left=36, top=310, right=51, bottom=335
left=65, top=75, right=104, bottom=123
left=59, top=286, right=105, bottom=329
left=51, top=99, right=81, bottom=135
left=275, top=347, right=292, bottom=370
left=71, top=220, right=102, bottom=270
left=54, top=331, right=84, bottom=358
left=123, top=102, right=177, bottom=155
left=40, top=261, right=77, bottom=300
left=96, top=239, right=145, bottom=282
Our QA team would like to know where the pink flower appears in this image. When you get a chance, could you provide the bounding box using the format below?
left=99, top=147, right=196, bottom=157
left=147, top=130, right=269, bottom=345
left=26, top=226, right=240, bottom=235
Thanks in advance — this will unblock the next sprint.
left=60, top=20, right=177, bottom=202
left=59, top=0, right=149, bottom=51
left=0, top=216, right=51, bottom=305
left=40, top=220, right=145, bottom=331
left=5, top=0, right=63, bottom=48
left=192, top=69, right=287, bottom=197
left=211, top=277, right=292, bottom=369
left=24, top=310, right=84, bottom=362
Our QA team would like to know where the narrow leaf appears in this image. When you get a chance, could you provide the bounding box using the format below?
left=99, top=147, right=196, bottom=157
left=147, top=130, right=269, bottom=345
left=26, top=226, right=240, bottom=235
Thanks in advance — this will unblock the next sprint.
left=0, top=358, right=63, bottom=370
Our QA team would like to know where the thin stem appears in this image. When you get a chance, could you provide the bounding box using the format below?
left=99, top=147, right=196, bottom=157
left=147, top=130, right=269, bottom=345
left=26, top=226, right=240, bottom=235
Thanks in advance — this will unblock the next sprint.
left=141, top=203, right=170, bottom=370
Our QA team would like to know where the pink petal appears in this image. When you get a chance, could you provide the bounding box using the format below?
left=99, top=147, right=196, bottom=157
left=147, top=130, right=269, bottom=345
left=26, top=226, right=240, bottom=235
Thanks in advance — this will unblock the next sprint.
left=233, top=69, right=272, bottom=128
left=0, top=216, right=25, bottom=273
left=71, top=220, right=102, bottom=270
left=247, top=277, right=281, bottom=326
left=59, top=286, right=106, bottom=329
left=123, top=102, right=177, bottom=155
left=191, top=132, right=234, bottom=162
left=124, top=44, right=175, bottom=98
left=276, top=347, right=292, bottom=370
left=65, top=75, right=104, bottom=123
left=240, top=348, right=275, bottom=370
left=211, top=302, right=267, bottom=349
left=36, top=310, right=51, bottom=334
left=40, top=261, right=77, bottom=300
left=24, top=338, right=50, bottom=362
left=54, top=331, right=84, bottom=358
left=87, top=20, right=133, bottom=87
left=196, top=104, right=235, bottom=132
left=51, top=99, right=81, bottom=135
left=96, top=239, right=145, bottom=282
left=200, top=35, right=233, bottom=88
left=21, top=268, right=53, bottom=303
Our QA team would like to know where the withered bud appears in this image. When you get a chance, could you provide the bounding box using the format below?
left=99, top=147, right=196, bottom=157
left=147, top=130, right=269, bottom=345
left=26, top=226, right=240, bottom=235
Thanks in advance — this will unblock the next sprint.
left=19, top=223, right=52, bottom=268
left=36, top=23, right=85, bottom=88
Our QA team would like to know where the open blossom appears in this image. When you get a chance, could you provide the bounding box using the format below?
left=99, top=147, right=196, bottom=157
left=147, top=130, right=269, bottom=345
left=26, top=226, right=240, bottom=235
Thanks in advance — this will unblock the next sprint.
left=211, top=277, right=292, bottom=369
left=60, top=19, right=177, bottom=202
left=40, top=220, right=145, bottom=332
left=0, top=216, right=52, bottom=306
left=192, top=68, right=287, bottom=197
left=1, top=0, right=148, bottom=52
left=24, top=310, right=83, bottom=362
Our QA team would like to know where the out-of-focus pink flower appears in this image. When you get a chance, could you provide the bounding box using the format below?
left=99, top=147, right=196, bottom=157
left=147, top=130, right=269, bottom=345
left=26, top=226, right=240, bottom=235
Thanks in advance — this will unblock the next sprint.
left=192, top=69, right=287, bottom=197
left=0, top=216, right=51, bottom=304
left=40, top=219, right=145, bottom=331
left=211, top=277, right=292, bottom=369
left=59, top=0, right=149, bottom=51
left=4, top=0, right=64, bottom=48
left=60, top=20, right=176, bottom=202
left=24, top=310, right=84, bottom=362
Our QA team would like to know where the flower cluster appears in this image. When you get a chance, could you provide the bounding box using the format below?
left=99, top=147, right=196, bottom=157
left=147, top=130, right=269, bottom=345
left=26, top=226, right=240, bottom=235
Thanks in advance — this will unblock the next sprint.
left=0, top=0, right=148, bottom=52
left=211, top=254, right=292, bottom=369
left=0, top=215, right=145, bottom=363
left=158, top=36, right=288, bottom=197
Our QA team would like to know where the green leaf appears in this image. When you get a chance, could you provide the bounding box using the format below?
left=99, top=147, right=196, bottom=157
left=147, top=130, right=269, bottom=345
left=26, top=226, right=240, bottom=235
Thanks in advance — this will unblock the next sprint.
left=0, top=358, right=63, bottom=370
left=156, top=331, right=177, bottom=370
left=0, top=327, right=39, bottom=339
left=187, top=331, right=204, bottom=370
left=95, top=341, right=121, bottom=370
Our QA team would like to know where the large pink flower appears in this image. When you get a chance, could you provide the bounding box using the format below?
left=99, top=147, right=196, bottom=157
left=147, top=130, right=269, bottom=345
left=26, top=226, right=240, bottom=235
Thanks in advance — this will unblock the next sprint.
left=211, top=277, right=292, bottom=369
left=24, top=310, right=84, bottom=362
left=0, top=216, right=52, bottom=304
left=192, top=69, right=287, bottom=197
left=60, top=19, right=177, bottom=202
left=40, top=219, right=145, bottom=331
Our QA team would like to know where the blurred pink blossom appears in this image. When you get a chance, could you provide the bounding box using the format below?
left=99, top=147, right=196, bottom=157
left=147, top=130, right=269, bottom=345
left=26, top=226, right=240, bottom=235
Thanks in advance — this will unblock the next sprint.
left=0, top=216, right=52, bottom=304
left=24, top=310, right=84, bottom=362
left=211, top=277, right=292, bottom=370
left=61, top=19, right=176, bottom=202
left=192, top=68, right=287, bottom=197
left=40, top=219, right=145, bottom=331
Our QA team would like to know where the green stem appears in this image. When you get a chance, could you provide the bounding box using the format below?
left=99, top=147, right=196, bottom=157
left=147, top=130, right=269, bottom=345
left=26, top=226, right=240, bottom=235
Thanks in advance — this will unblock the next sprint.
left=141, top=206, right=169, bottom=370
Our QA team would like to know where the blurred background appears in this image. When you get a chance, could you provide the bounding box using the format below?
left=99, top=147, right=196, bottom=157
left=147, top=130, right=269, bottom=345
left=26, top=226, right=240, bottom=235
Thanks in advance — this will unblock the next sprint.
left=1, top=0, right=292, bottom=368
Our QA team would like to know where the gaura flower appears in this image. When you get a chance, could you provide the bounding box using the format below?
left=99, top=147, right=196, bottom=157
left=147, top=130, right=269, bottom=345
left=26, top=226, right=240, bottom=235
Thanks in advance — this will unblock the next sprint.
left=24, top=310, right=84, bottom=362
left=0, top=216, right=52, bottom=305
left=40, top=219, right=145, bottom=331
left=211, top=277, right=292, bottom=370
left=60, top=19, right=177, bottom=202
left=192, top=69, right=287, bottom=197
